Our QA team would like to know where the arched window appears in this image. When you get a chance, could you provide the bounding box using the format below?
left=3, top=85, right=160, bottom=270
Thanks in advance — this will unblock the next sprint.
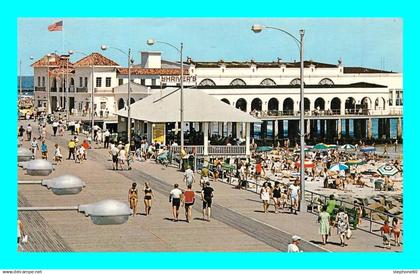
left=314, top=98, right=325, bottom=110
left=268, top=98, right=279, bottom=111
left=230, top=78, right=246, bottom=86
left=70, top=78, right=75, bottom=86
left=283, top=98, right=294, bottom=113
left=319, top=78, right=334, bottom=86
left=198, top=78, right=216, bottom=86
left=260, top=78, right=276, bottom=86
left=251, top=98, right=262, bottom=111
left=235, top=98, right=247, bottom=112
left=221, top=98, right=230, bottom=105
left=290, top=78, right=305, bottom=86
left=118, top=98, right=125, bottom=110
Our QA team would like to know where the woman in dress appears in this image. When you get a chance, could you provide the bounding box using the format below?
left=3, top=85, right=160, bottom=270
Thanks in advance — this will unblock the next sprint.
left=319, top=205, right=330, bottom=245
left=118, top=146, right=127, bottom=170
left=143, top=182, right=154, bottom=216
left=260, top=182, right=271, bottom=213
left=335, top=207, right=350, bottom=247
left=128, top=183, right=138, bottom=216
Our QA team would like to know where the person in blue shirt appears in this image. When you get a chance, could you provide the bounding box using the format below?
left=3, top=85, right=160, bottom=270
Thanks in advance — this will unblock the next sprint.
left=41, top=141, right=48, bottom=160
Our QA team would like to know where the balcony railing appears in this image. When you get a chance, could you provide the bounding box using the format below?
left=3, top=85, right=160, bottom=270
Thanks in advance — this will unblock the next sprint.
left=170, top=145, right=246, bottom=156
left=95, top=88, right=113, bottom=93
left=76, top=87, right=88, bottom=93
left=34, top=86, right=46, bottom=91
left=250, top=108, right=402, bottom=118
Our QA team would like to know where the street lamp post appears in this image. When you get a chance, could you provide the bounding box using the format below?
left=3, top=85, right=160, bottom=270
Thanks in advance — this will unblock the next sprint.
left=146, top=39, right=184, bottom=167
left=252, top=24, right=306, bottom=207
left=46, top=53, right=52, bottom=114
left=68, top=50, right=95, bottom=142
left=101, top=45, right=133, bottom=150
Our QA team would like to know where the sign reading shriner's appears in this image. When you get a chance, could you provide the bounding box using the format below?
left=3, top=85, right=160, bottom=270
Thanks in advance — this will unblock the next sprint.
left=160, top=75, right=197, bottom=84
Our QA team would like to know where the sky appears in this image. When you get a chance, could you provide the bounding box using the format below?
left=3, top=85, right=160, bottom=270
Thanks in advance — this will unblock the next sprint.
left=18, top=18, right=402, bottom=75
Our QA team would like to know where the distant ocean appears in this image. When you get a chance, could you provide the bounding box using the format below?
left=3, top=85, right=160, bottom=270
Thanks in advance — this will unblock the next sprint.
left=17, top=76, right=34, bottom=96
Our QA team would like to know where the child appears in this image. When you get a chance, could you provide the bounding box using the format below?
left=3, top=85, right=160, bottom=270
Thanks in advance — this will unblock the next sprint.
left=380, top=220, right=392, bottom=249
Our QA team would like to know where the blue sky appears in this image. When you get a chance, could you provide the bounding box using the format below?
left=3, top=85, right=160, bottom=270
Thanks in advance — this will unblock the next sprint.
left=18, top=18, right=402, bottom=75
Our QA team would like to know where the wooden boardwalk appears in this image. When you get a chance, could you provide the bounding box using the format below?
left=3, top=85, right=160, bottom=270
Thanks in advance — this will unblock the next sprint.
left=18, top=193, right=72, bottom=252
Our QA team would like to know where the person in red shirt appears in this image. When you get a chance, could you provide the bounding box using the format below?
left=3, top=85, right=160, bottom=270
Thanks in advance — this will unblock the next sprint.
left=381, top=220, right=392, bottom=249
left=82, top=139, right=90, bottom=160
left=183, top=185, right=195, bottom=223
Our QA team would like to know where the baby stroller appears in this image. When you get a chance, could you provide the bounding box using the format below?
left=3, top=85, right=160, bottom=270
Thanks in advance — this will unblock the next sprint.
left=157, top=150, right=172, bottom=167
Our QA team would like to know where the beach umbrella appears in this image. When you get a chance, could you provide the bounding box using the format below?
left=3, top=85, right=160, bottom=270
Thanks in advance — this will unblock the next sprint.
left=327, top=144, right=338, bottom=149
left=377, top=164, right=399, bottom=176
left=346, top=159, right=365, bottom=166
left=291, top=172, right=300, bottom=177
left=329, top=163, right=349, bottom=171
left=341, top=144, right=355, bottom=150
left=295, top=160, right=314, bottom=168
left=360, top=146, right=376, bottom=153
left=313, top=143, right=329, bottom=150
left=256, top=146, right=273, bottom=153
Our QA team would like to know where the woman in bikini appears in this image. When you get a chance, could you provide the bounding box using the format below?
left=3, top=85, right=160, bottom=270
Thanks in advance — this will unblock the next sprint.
left=128, top=183, right=138, bottom=216
left=144, top=182, right=155, bottom=216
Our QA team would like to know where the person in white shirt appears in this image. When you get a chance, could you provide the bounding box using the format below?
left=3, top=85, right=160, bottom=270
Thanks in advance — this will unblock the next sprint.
left=103, top=129, right=111, bottom=148
left=183, top=166, right=195, bottom=187
left=53, top=144, right=62, bottom=164
left=52, top=121, right=59, bottom=136
left=169, top=184, right=183, bottom=222
left=287, top=235, right=302, bottom=252
left=288, top=180, right=301, bottom=214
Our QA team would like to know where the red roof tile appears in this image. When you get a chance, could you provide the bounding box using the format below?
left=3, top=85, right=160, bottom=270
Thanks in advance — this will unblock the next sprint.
left=117, top=68, right=189, bottom=76
left=31, top=54, right=73, bottom=68
left=73, top=52, right=119, bottom=67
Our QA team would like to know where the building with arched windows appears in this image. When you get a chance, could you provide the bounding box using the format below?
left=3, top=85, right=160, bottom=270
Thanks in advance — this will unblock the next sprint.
left=33, top=51, right=402, bottom=144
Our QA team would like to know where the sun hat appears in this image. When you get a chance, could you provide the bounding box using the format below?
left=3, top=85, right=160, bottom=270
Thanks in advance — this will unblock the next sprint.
left=292, top=235, right=301, bottom=241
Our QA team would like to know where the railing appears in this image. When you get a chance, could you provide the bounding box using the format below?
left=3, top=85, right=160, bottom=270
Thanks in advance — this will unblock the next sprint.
left=170, top=145, right=246, bottom=156
left=251, top=108, right=402, bottom=118
left=34, top=86, right=46, bottom=91
left=76, top=87, right=88, bottom=93
left=306, top=189, right=403, bottom=237
left=214, top=173, right=403, bottom=238
left=95, top=88, right=113, bottom=93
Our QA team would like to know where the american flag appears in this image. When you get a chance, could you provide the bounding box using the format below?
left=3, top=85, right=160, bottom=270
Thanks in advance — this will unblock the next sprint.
left=48, top=20, right=63, bottom=31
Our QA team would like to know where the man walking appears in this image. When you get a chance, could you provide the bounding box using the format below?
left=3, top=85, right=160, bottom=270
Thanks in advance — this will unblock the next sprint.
left=201, top=182, right=214, bottom=222
left=52, top=120, right=59, bottom=136
left=26, top=124, right=32, bottom=141
left=183, top=185, right=195, bottom=223
left=169, top=184, right=183, bottom=222
left=67, top=138, right=76, bottom=160
left=288, top=180, right=301, bottom=215
left=103, top=129, right=110, bottom=149
left=287, top=235, right=302, bottom=252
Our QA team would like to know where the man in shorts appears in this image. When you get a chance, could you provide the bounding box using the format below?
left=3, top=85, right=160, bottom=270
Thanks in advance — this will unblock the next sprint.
left=110, top=143, right=120, bottom=170
left=288, top=180, right=301, bottom=215
left=183, top=185, right=195, bottom=223
left=169, top=184, right=183, bottom=222
left=201, top=182, right=214, bottom=222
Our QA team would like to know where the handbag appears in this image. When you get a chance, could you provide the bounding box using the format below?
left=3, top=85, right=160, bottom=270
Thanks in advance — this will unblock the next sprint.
left=22, top=234, right=28, bottom=243
left=346, top=228, right=352, bottom=239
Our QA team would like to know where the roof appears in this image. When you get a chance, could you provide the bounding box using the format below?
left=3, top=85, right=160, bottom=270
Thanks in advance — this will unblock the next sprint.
left=191, top=60, right=338, bottom=69
left=117, top=68, right=189, bottom=76
left=113, top=82, right=150, bottom=94
left=192, top=82, right=388, bottom=89
left=343, top=67, right=394, bottom=74
left=116, top=88, right=260, bottom=123
left=73, top=53, right=119, bottom=67
left=31, top=54, right=73, bottom=68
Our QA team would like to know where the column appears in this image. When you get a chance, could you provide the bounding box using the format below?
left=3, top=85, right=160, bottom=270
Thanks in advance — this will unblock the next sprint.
left=242, top=123, right=246, bottom=139
left=397, top=117, right=402, bottom=139
left=146, top=122, right=153, bottom=143
left=245, top=122, right=251, bottom=156
left=306, top=119, right=310, bottom=137
left=218, top=122, right=223, bottom=137
left=367, top=118, right=372, bottom=140
left=227, top=122, right=232, bottom=137
left=337, top=119, right=342, bottom=140
left=236, top=122, right=241, bottom=139
left=203, top=122, right=209, bottom=156
left=274, top=120, right=279, bottom=140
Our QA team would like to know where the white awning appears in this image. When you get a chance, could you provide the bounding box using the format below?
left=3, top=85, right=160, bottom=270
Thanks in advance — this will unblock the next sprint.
left=116, top=88, right=260, bottom=123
